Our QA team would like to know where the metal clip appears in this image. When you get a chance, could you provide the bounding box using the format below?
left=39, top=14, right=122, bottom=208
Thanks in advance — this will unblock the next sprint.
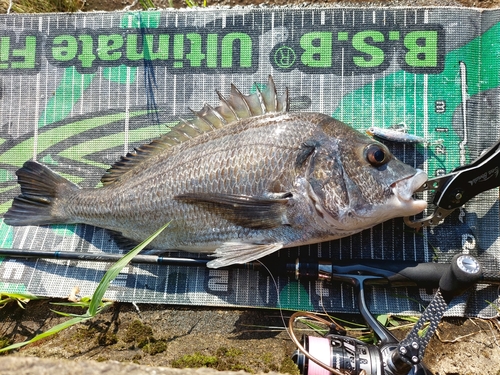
left=404, top=138, right=500, bottom=228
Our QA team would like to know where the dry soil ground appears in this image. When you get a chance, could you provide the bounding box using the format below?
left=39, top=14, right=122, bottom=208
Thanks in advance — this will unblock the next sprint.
left=79, top=0, right=500, bottom=10
left=0, top=1, right=500, bottom=375
left=1, top=299, right=500, bottom=375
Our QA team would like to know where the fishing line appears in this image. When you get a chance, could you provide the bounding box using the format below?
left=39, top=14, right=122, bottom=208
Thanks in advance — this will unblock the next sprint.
left=133, top=12, right=161, bottom=126
left=289, top=283, right=351, bottom=375
left=255, top=259, right=290, bottom=338
left=288, top=311, right=348, bottom=375
left=318, top=280, right=337, bottom=325
left=256, top=260, right=347, bottom=375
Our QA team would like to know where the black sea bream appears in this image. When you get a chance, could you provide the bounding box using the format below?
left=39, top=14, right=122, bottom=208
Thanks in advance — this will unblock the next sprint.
left=4, top=77, right=427, bottom=268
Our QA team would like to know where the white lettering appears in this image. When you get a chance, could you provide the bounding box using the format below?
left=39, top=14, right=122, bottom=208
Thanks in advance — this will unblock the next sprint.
left=207, top=269, right=229, bottom=292
left=2, top=260, right=24, bottom=280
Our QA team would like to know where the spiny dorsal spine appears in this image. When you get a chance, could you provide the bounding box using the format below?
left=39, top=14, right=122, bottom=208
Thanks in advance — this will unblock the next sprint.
left=101, top=76, right=289, bottom=186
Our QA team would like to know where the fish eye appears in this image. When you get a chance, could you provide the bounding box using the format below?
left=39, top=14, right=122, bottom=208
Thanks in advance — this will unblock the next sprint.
left=365, top=144, right=388, bottom=167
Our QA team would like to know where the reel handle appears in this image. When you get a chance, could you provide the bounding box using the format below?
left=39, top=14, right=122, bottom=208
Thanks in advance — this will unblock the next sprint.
left=393, top=254, right=482, bottom=369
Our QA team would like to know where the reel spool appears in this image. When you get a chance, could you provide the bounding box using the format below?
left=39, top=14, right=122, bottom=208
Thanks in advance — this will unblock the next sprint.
left=293, top=334, right=384, bottom=375
left=290, top=312, right=384, bottom=375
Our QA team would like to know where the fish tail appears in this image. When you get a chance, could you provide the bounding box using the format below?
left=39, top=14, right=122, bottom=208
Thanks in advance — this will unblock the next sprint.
left=4, top=161, right=79, bottom=226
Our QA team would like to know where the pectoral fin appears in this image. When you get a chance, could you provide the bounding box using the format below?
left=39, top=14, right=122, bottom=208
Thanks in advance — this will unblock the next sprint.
left=174, top=192, right=291, bottom=229
left=207, top=242, right=284, bottom=268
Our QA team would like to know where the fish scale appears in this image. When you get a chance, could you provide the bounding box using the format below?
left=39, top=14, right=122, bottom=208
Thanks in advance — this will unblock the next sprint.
left=4, top=77, right=427, bottom=268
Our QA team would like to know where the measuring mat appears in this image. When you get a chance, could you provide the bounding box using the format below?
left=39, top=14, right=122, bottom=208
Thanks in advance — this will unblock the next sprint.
left=0, top=7, right=499, bottom=317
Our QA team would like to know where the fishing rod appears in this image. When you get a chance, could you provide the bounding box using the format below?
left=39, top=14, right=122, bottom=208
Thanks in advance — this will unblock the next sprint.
left=2, top=248, right=500, bottom=289
left=2, top=247, right=499, bottom=375
left=0, top=248, right=211, bottom=267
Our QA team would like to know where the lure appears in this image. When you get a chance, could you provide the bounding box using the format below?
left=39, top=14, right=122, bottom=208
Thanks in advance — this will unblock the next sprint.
left=366, top=125, right=442, bottom=146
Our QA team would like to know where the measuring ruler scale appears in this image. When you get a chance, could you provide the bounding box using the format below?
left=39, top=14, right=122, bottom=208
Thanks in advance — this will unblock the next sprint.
left=0, top=7, right=498, bottom=317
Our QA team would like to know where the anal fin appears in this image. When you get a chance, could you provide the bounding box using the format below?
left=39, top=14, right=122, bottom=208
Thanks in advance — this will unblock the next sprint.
left=207, top=242, right=283, bottom=268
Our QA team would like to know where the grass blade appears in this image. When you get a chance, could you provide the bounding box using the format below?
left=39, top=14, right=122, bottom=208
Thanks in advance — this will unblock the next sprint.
left=0, top=315, right=91, bottom=353
left=0, top=222, right=171, bottom=353
left=0, top=292, right=41, bottom=301
left=87, top=222, right=170, bottom=316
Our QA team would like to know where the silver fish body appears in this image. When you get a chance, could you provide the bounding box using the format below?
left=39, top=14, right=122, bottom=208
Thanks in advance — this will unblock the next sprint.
left=4, top=77, right=427, bottom=268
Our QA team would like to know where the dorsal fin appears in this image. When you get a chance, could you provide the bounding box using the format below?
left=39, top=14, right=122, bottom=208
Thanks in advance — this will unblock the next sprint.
left=101, top=76, right=289, bottom=186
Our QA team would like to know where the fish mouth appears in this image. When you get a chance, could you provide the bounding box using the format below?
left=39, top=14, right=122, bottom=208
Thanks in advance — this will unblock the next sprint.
left=391, top=169, right=428, bottom=215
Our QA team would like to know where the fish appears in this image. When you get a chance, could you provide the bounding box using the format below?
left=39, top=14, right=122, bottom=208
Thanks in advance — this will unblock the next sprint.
left=4, top=76, right=428, bottom=268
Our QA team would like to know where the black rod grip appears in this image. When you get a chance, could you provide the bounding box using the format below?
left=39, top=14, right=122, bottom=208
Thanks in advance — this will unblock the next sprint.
left=481, top=270, right=500, bottom=284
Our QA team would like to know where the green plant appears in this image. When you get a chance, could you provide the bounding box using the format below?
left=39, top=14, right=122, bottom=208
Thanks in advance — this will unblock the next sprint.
left=138, top=0, right=156, bottom=9
left=171, top=352, right=218, bottom=368
left=185, top=0, right=208, bottom=7
left=0, top=291, right=42, bottom=309
left=486, top=300, right=500, bottom=313
left=0, top=221, right=170, bottom=353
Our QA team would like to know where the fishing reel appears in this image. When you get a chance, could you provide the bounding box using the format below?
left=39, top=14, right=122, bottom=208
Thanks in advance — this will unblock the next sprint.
left=291, top=312, right=389, bottom=375
left=290, top=254, right=483, bottom=375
